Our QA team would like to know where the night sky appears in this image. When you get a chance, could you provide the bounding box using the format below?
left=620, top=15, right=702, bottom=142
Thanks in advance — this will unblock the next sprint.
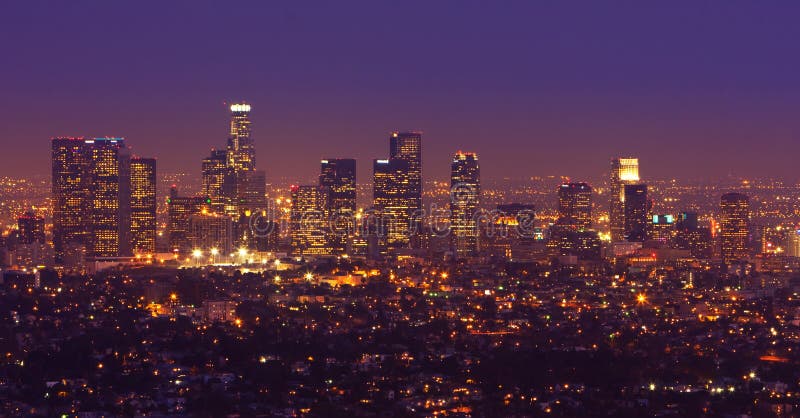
left=1, top=2, right=798, bottom=183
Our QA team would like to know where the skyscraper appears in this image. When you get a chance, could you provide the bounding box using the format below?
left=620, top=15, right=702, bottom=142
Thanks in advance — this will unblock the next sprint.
left=52, top=137, right=90, bottom=263
left=610, top=158, right=640, bottom=241
left=557, top=182, right=592, bottom=231
left=623, top=184, right=648, bottom=242
left=320, top=158, right=356, bottom=254
left=389, top=131, right=422, bottom=244
left=52, top=137, right=131, bottom=261
left=226, top=103, right=255, bottom=173
left=720, top=192, right=750, bottom=263
left=87, top=137, right=128, bottom=258
left=450, top=152, right=480, bottom=258
left=130, top=157, right=157, bottom=255
left=373, top=158, right=412, bottom=252
left=202, top=149, right=228, bottom=214
left=290, top=185, right=330, bottom=255
left=371, top=131, right=423, bottom=252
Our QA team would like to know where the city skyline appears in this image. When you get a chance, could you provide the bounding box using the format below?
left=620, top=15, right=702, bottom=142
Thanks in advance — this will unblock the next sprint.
left=2, top=3, right=800, bottom=182
left=4, top=4, right=800, bottom=417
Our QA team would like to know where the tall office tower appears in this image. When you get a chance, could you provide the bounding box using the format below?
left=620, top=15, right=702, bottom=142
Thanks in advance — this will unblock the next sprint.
left=373, top=158, right=413, bottom=251
left=389, top=131, right=423, bottom=243
left=226, top=103, right=255, bottom=173
left=720, top=192, right=750, bottom=263
left=557, top=182, right=592, bottom=231
left=52, top=137, right=91, bottom=263
left=290, top=185, right=330, bottom=255
left=236, top=169, right=268, bottom=246
left=167, top=187, right=210, bottom=253
left=129, top=157, right=157, bottom=255
left=320, top=158, right=356, bottom=254
left=87, top=137, right=129, bottom=258
left=52, top=137, right=130, bottom=260
left=202, top=149, right=228, bottom=214
left=450, top=152, right=481, bottom=258
left=609, top=157, right=640, bottom=241
left=17, top=211, right=45, bottom=244
left=623, top=184, right=648, bottom=242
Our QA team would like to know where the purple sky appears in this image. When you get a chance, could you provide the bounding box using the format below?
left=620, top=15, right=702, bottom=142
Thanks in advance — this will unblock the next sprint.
left=1, top=2, right=798, bottom=183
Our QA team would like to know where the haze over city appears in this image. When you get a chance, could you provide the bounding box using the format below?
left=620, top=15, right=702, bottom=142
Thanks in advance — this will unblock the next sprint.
left=1, top=2, right=799, bottom=181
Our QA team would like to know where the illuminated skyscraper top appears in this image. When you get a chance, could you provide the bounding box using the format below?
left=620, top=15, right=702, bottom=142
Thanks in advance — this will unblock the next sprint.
left=610, top=157, right=640, bottom=242
left=226, top=103, right=254, bottom=173
left=616, top=158, right=639, bottom=182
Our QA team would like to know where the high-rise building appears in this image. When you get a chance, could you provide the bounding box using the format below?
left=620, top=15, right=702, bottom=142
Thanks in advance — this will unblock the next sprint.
left=290, top=185, right=330, bottom=255
left=557, top=182, right=592, bottom=231
left=389, top=131, right=422, bottom=244
left=320, top=159, right=356, bottom=254
left=450, top=152, right=480, bottom=258
left=623, top=184, right=648, bottom=242
left=202, top=149, right=228, bottom=214
left=52, top=137, right=132, bottom=262
left=52, top=138, right=91, bottom=263
left=87, top=137, right=129, bottom=258
left=226, top=103, right=255, bottom=174
left=17, top=211, right=45, bottom=244
left=373, top=158, right=412, bottom=251
left=609, top=158, right=640, bottom=241
left=720, top=192, right=750, bottom=263
left=130, top=157, right=157, bottom=255
left=370, top=131, right=423, bottom=252
left=167, top=187, right=210, bottom=253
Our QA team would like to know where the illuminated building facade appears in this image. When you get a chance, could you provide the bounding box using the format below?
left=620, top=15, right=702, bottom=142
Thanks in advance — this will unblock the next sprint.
left=88, top=137, right=129, bottom=258
left=786, top=229, right=800, bottom=258
left=52, top=138, right=91, bottom=263
left=373, top=158, right=412, bottom=252
left=609, top=157, right=639, bottom=241
left=557, top=182, right=592, bottom=231
left=290, top=185, right=330, bottom=255
left=130, top=157, right=157, bottom=255
left=167, top=187, right=210, bottom=253
left=450, top=152, right=480, bottom=258
left=226, top=103, right=254, bottom=173
left=649, top=214, right=674, bottom=243
left=202, top=149, right=228, bottom=214
left=623, top=184, right=648, bottom=242
left=389, top=131, right=422, bottom=244
left=52, top=137, right=133, bottom=262
left=320, top=158, right=356, bottom=254
left=720, top=192, right=750, bottom=263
